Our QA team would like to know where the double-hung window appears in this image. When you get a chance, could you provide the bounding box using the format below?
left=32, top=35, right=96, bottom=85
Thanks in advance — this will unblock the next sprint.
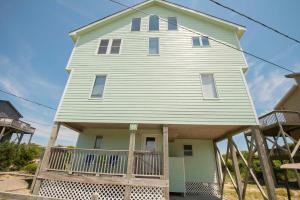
left=168, top=17, right=177, bottom=30
left=131, top=18, right=141, bottom=31
left=200, top=74, right=218, bottom=99
left=91, top=75, right=106, bottom=98
left=183, top=145, right=193, bottom=156
left=192, top=36, right=210, bottom=47
left=98, top=39, right=109, bottom=54
left=149, top=38, right=159, bottom=55
left=149, top=15, right=159, bottom=31
left=110, top=39, right=121, bottom=54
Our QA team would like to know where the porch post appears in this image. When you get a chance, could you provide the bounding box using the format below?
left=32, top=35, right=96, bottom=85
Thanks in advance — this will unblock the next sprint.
left=228, top=136, right=243, bottom=200
left=0, top=127, right=6, bottom=141
left=213, top=141, right=223, bottom=189
left=163, top=125, right=169, bottom=200
left=28, top=133, right=33, bottom=144
left=124, top=123, right=138, bottom=200
left=17, top=133, right=24, bottom=145
left=251, top=127, right=277, bottom=200
left=32, top=122, right=61, bottom=194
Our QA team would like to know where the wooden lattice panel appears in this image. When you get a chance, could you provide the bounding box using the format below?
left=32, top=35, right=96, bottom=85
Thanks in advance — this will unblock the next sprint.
left=186, top=182, right=220, bottom=198
left=130, top=186, right=163, bottom=200
left=39, top=179, right=125, bottom=200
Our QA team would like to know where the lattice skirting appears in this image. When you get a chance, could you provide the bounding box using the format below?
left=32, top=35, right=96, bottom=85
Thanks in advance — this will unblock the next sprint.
left=39, top=179, right=164, bottom=200
left=185, top=182, right=220, bottom=197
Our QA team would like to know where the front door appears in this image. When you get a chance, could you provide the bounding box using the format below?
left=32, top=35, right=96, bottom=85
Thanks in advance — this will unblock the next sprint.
left=140, top=134, right=160, bottom=175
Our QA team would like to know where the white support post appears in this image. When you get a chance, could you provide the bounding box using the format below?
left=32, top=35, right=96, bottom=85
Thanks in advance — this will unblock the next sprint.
left=0, top=127, right=6, bottom=141
left=163, top=125, right=169, bottom=200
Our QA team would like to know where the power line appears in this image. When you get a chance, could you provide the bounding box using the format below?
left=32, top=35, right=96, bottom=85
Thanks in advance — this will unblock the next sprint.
left=0, top=88, right=57, bottom=111
left=107, top=0, right=295, bottom=73
left=208, top=0, right=300, bottom=45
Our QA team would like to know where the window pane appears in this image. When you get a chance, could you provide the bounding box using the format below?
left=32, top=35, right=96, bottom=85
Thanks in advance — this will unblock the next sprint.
left=184, top=145, right=193, bottom=156
left=94, top=136, right=103, bottom=149
left=201, top=74, right=218, bottom=98
left=202, top=36, right=209, bottom=46
left=192, top=37, right=200, bottom=46
left=91, top=75, right=106, bottom=98
left=146, top=137, right=156, bottom=151
left=149, top=15, right=159, bottom=31
left=98, top=39, right=109, bottom=54
left=131, top=18, right=141, bottom=31
left=149, top=38, right=159, bottom=54
left=110, top=39, right=121, bottom=54
left=168, top=17, right=177, bottom=30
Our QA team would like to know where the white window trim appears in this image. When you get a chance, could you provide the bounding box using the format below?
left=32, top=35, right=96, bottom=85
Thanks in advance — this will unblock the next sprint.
left=141, top=133, right=160, bottom=152
left=192, top=36, right=211, bottom=48
left=200, top=73, right=220, bottom=100
left=148, top=37, right=160, bottom=56
left=167, top=16, right=178, bottom=31
left=89, top=74, right=107, bottom=100
left=95, top=39, right=122, bottom=55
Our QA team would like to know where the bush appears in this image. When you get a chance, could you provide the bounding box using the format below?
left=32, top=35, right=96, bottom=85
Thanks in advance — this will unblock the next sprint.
left=0, top=142, right=43, bottom=172
left=22, top=163, right=38, bottom=174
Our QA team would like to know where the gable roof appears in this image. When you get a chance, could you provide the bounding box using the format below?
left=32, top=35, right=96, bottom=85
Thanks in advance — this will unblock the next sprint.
left=69, top=0, right=246, bottom=42
left=0, top=100, right=23, bottom=118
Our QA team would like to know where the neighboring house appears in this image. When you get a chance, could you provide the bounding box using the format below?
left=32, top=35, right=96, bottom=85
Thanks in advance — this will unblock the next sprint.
left=0, top=100, right=35, bottom=144
left=275, top=73, right=300, bottom=112
left=32, top=1, right=260, bottom=200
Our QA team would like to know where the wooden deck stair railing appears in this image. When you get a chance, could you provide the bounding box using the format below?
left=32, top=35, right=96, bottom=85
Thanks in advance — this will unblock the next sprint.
left=133, top=151, right=163, bottom=177
left=259, top=110, right=300, bottom=128
left=0, top=117, right=35, bottom=134
left=47, top=147, right=129, bottom=176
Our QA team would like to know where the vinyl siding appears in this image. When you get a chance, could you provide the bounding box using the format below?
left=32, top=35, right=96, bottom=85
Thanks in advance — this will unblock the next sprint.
left=55, top=5, right=257, bottom=125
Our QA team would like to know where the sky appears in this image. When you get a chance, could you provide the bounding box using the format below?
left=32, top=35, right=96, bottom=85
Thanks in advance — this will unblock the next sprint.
left=0, top=0, right=300, bottom=150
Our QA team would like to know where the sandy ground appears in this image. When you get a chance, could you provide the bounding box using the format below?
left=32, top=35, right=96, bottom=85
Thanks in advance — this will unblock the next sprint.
left=0, top=174, right=31, bottom=195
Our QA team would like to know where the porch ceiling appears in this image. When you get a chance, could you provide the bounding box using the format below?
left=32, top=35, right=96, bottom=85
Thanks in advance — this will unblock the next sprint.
left=62, top=122, right=249, bottom=140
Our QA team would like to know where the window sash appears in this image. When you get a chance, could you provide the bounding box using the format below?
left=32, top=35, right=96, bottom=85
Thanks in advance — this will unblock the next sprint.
left=168, top=17, right=177, bottom=30
left=201, top=74, right=218, bottom=98
left=131, top=18, right=141, bottom=31
left=192, top=37, right=201, bottom=46
left=110, top=39, right=121, bottom=54
left=184, top=145, right=193, bottom=156
left=149, top=15, right=159, bottom=31
left=98, top=39, right=109, bottom=54
left=149, top=38, right=159, bottom=54
left=94, top=136, right=103, bottom=149
left=91, top=75, right=106, bottom=98
left=201, top=36, right=209, bottom=46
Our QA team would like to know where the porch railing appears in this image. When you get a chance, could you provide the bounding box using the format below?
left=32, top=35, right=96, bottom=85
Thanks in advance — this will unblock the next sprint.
left=47, top=147, right=128, bottom=175
left=133, top=151, right=162, bottom=177
left=259, top=110, right=300, bottom=128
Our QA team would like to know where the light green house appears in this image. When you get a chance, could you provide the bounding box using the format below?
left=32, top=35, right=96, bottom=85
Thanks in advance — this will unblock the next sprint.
left=32, top=0, right=258, bottom=199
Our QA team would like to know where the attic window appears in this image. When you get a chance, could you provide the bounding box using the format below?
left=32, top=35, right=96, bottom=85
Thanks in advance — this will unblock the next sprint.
left=149, top=15, right=159, bottom=31
left=98, top=39, right=109, bottom=54
left=192, top=36, right=210, bottom=47
left=168, top=17, right=177, bottom=30
left=131, top=18, right=141, bottom=31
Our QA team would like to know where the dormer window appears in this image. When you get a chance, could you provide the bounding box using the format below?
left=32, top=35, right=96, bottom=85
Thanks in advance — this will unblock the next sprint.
left=131, top=18, right=141, bottom=31
left=192, top=36, right=210, bottom=47
left=168, top=17, right=177, bottom=30
left=149, top=15, right=159, bottom=31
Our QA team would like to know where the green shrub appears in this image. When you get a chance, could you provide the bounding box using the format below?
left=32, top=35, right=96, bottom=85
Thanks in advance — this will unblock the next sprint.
left=22, top=162, right=38, bottom=174
left=0, top=142, right=17, bottom=171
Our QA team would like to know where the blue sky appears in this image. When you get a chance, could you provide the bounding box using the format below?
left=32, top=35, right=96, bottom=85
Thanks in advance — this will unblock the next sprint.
left=0, top=0, right=300, bottom=149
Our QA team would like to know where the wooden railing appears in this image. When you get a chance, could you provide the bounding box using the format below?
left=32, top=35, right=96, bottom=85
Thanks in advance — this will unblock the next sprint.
left=48, top=147, right=128, bottom=175
left=259, top=110, right=300, bottom=128
left=133, top=151, right=162, bottom=177
left=0, top=118, right=35, bottom=134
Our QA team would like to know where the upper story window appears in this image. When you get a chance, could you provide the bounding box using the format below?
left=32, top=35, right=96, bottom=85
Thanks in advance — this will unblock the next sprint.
left=168, top=17, right=177, bottom=30
left=149, top=37, right=159, bottom=55
left=110, top=39, right=122, bottom=54
left=91, top=75, right=106, bottom=98
left=98, top=39, right=109, bottom=54
left=200, top=74, right=218, bottom=99
left=192, top=36, right=210, bottom=47
left=98, top=39, right=122, bottom=55
left=131, top=18, right=141, bottom=31
left=149, top=15, right=159, bottom=31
